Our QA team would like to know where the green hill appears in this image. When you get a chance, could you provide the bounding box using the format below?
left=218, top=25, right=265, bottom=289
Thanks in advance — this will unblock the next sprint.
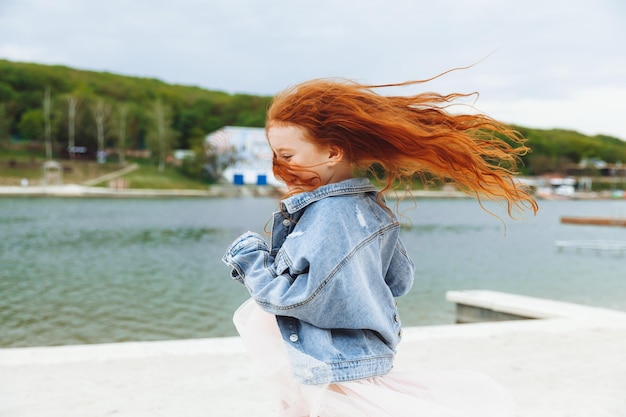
left=0, top=59, right=271, bottom=154
left=1, top=59, right=625, bottom=188
left=512, top=125, right=626, bottom=175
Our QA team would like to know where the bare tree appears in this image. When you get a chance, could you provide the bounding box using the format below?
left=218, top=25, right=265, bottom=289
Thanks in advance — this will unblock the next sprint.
left=92, top=99, right=110, bottom=163
left=43, top=87, right=52, bottom=159
left=147, top=99, right=177, bottom=172
left=66, top=95, right=79, bottom=160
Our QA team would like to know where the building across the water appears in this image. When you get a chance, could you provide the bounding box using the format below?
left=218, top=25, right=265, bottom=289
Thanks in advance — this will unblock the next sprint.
left=205, top=126, right=282, bottom=186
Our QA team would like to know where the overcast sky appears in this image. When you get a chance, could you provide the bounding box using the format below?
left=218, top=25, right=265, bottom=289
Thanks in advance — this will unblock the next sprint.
left=1, top=0, right=625, bottom=140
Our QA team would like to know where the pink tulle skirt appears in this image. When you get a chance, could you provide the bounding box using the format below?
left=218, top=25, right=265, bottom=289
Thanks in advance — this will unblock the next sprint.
left=233, top=299, right=515, bottom=417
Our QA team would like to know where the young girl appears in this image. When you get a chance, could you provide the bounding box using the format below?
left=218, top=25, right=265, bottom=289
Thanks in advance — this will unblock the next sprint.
left=222, top=76, right=538, bottom=417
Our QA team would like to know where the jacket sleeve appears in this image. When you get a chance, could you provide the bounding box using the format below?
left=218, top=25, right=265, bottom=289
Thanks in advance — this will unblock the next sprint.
left=222, top=227, right=358, bottom=326
left=384, top=238, right=415, bottom=297
left=223, top=218, right=408, bottom=332
left=222, top=231, right=298, bottom=304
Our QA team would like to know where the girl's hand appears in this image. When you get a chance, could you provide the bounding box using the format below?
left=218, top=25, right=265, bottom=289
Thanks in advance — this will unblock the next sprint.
left=222, top=232, right=270, bottom=281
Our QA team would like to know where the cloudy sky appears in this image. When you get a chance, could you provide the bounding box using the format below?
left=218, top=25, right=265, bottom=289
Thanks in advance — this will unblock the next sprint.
left=1, top=0, right=625, bottom=139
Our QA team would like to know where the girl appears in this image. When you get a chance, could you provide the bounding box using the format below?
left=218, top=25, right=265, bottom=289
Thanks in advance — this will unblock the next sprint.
left=222, top=76, right=538, bottom=417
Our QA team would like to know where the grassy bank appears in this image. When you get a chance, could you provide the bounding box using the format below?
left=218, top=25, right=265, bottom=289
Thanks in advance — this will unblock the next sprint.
left=0, top=147, right=209, bottom=190
left=120, top=162, right=208, bottom=190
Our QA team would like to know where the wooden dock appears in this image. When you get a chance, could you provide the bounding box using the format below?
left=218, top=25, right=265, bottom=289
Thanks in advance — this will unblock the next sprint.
left=561, top=216, right=626, bottom=227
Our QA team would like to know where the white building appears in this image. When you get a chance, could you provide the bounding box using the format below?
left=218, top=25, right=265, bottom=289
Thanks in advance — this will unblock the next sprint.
left=205, top=126, right=282, bottom=186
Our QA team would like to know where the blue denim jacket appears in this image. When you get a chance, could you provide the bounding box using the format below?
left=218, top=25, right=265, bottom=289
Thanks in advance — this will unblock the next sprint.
left=222, top=178, right=415, bottom=384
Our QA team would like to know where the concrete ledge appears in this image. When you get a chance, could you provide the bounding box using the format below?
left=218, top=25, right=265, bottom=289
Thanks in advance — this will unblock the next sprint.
left=0, top=336, right=244, bottom=367
left=446, top=289, right=626, bottom=322
left=2, top=291, right=626, bottom=417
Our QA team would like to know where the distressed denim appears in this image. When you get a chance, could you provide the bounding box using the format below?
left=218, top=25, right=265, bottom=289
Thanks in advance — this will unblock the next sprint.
left=223, top=178, right=415, bottom=384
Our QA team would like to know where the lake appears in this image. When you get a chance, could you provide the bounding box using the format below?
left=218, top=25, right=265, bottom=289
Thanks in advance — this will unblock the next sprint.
left=1, top=196, right=625, bottom=347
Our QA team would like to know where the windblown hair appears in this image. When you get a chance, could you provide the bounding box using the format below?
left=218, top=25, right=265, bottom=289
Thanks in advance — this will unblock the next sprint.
left=267, top=75, right=538, bottom=217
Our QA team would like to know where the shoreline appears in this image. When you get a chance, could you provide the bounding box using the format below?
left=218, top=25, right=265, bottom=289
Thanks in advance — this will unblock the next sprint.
left=0, top=184, right=472, bottom=199
left=0, top=184, right=283, bottom=198
left=1, top=184, right=622, bottom=200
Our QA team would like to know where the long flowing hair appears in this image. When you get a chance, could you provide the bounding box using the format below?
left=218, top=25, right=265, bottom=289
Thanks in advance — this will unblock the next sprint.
left=267, top=74, right=538, bottom=217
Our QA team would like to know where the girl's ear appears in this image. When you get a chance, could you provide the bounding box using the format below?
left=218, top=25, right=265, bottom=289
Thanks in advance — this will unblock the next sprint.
left=328, top=145, right=344, bottom=163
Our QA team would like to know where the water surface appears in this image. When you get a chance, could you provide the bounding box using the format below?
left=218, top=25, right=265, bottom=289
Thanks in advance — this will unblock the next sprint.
left=1, top=197, right=624, bottom=347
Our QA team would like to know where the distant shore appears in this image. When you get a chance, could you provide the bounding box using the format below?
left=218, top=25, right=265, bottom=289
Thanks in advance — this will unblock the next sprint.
left=0, top=184, right=472, bottom=199
left=0, top=184, right=281, bottom=198
left=0, top=184, right=622, bottom=200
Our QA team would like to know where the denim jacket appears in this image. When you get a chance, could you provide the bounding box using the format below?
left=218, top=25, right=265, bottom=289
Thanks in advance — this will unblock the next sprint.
left=222, top=178, right=415, bottom=384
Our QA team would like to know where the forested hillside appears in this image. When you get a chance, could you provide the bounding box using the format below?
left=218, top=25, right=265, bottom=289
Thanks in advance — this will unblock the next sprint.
left=512, top=125, right=626, bottom=175
left=1, top=59, right=625, bottom=177
left=0, top=59, right=271, bottom=168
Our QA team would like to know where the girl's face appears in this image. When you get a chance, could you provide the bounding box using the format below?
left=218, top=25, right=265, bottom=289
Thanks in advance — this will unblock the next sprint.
left=267, top=124, right=352, bottom=190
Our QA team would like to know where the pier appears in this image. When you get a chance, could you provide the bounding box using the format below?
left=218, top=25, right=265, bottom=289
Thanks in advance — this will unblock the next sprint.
left=561, top=216, right=626, bottom=227
left=446, top=289, right=626, bottom=322
left=1, top=290, right=625, bottom=417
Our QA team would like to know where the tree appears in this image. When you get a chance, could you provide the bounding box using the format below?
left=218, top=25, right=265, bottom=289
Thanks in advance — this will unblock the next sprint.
left=0, top=103, right=11, bottom=148
left=116, top=103, right=129, bottom=165
left=17, top=109, right=44, bottom=142
left=91, top=99, right=110, bottom=163
left=178, top=135, right=208, bottom=182
left=204, top=143, right=240, bottom=183
left=43, top=87, right=52, bottom=159
left=66, top=95, right=80, bottom=159
left=146, top=99, right=177, bottom=172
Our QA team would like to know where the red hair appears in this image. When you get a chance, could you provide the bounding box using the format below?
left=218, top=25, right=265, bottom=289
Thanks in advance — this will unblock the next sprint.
left=267, top=76, right=538, bottom=217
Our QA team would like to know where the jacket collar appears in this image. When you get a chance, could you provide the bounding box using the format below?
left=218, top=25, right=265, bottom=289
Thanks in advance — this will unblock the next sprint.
left=281, top=178, right=378, bottom=214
